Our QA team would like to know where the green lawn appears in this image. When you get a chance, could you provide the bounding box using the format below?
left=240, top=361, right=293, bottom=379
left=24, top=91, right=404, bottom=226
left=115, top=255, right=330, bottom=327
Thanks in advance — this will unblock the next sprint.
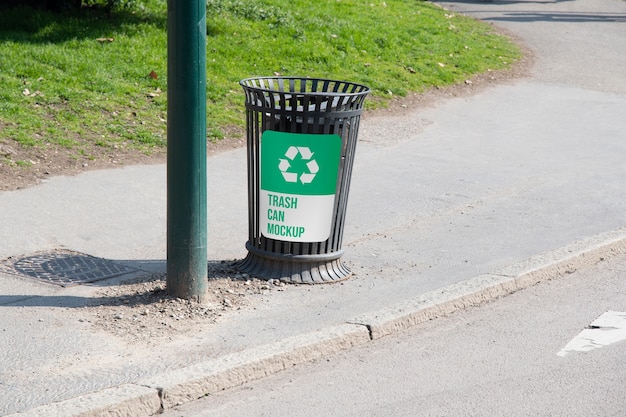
left=0, top=0, right=520, bottom=165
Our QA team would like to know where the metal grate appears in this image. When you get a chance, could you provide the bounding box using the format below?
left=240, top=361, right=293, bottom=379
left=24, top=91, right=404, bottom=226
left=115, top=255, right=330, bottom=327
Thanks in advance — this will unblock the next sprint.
left=0, top=249, right=139, bottom=286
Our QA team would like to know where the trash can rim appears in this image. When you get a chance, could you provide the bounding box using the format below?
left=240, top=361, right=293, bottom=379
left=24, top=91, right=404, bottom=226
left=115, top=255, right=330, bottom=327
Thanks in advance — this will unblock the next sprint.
left=240, top=76, right=370, bottom=97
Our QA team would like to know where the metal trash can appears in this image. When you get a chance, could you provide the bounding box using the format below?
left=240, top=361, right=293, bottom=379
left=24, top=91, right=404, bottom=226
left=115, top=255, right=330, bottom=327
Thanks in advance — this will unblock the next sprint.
left=237, top=77, right=369, bottom=284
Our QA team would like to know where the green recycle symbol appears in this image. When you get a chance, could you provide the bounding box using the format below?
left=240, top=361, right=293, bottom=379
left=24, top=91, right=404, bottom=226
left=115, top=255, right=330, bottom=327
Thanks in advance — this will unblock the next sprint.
left=278, top=146, right=319, bottom=184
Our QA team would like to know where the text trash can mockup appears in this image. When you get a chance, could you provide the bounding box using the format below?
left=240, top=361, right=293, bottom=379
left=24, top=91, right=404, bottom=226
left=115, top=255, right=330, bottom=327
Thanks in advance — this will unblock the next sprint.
left=237, top=77, right=369, bottom=284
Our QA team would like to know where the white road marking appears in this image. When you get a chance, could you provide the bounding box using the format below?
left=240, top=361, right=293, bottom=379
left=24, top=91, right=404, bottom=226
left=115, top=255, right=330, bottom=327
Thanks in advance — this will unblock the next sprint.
left=558, top=311, right=626, bottom=357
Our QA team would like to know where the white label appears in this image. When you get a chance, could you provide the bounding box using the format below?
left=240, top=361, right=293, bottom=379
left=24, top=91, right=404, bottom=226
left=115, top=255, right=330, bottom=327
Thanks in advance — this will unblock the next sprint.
left=260, top=190, right=335, bottom=242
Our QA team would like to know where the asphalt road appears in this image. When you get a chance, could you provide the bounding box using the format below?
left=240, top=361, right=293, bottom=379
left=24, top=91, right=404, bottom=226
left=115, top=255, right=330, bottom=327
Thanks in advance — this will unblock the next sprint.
left=162, top=253, right=626, bottom=417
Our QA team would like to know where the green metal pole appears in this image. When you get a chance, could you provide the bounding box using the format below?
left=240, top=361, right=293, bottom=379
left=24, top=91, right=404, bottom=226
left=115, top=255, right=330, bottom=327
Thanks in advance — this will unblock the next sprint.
left=166, top=0, right=208, bottom=301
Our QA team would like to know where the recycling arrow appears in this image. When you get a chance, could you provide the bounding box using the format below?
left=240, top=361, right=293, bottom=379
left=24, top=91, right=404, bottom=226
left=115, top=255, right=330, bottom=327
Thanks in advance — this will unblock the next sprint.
left=279, top=146, right=318, bottom=184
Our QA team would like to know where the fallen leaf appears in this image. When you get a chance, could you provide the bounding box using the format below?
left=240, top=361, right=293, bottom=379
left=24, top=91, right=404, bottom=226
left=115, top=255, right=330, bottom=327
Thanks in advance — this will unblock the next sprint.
left=149, top=70, right=158, bottom=80
left=96, top=37, right=115, bottom=43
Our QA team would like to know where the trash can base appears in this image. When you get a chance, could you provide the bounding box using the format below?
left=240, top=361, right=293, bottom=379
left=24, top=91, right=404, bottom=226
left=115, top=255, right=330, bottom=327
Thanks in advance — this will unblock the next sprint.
left=236, top=243, right=351, bottom=284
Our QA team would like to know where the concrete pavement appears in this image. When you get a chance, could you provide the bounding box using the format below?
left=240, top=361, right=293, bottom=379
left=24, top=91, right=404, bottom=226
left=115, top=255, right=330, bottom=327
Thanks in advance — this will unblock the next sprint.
left=1, top=0, right=626, bottom=415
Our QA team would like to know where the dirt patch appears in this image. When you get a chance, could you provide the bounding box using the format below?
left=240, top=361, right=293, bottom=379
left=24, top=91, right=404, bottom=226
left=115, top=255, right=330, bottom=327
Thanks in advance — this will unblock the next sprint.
left=82, top=262, right=287, bottom=345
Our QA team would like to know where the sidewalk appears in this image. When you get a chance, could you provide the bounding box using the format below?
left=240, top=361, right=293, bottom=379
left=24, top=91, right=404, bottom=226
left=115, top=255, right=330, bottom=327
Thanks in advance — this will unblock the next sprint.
left=2, top=0, right=626, bottom=415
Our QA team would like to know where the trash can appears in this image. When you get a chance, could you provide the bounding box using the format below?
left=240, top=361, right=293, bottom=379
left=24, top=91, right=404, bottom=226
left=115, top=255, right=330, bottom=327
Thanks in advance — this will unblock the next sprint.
left=237, top=77, right=369, bottom=284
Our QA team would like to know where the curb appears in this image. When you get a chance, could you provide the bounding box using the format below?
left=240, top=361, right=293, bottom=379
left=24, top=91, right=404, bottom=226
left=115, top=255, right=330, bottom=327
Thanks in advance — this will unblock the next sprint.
left=139, top=323, right=370, bottom=409
left=7, top=385, right=161, bottom=417
left=7, top=226, right=626, bottom=417
left=349, top=227, right=626, bottom=340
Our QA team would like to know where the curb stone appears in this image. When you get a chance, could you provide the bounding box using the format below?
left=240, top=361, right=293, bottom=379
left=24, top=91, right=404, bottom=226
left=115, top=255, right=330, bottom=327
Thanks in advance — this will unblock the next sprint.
left=348, top=227, right=626, bottom=340
left=6, top=227, right=626, bottom=417
left=5, top=385, right=161, bottom=417
left=139, top=323, right=371, bottom=409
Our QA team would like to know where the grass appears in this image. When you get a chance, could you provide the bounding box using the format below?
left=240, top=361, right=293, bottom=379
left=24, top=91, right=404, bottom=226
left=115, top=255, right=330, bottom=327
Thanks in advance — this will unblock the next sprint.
left=0, top=0, right=521, bottom=158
